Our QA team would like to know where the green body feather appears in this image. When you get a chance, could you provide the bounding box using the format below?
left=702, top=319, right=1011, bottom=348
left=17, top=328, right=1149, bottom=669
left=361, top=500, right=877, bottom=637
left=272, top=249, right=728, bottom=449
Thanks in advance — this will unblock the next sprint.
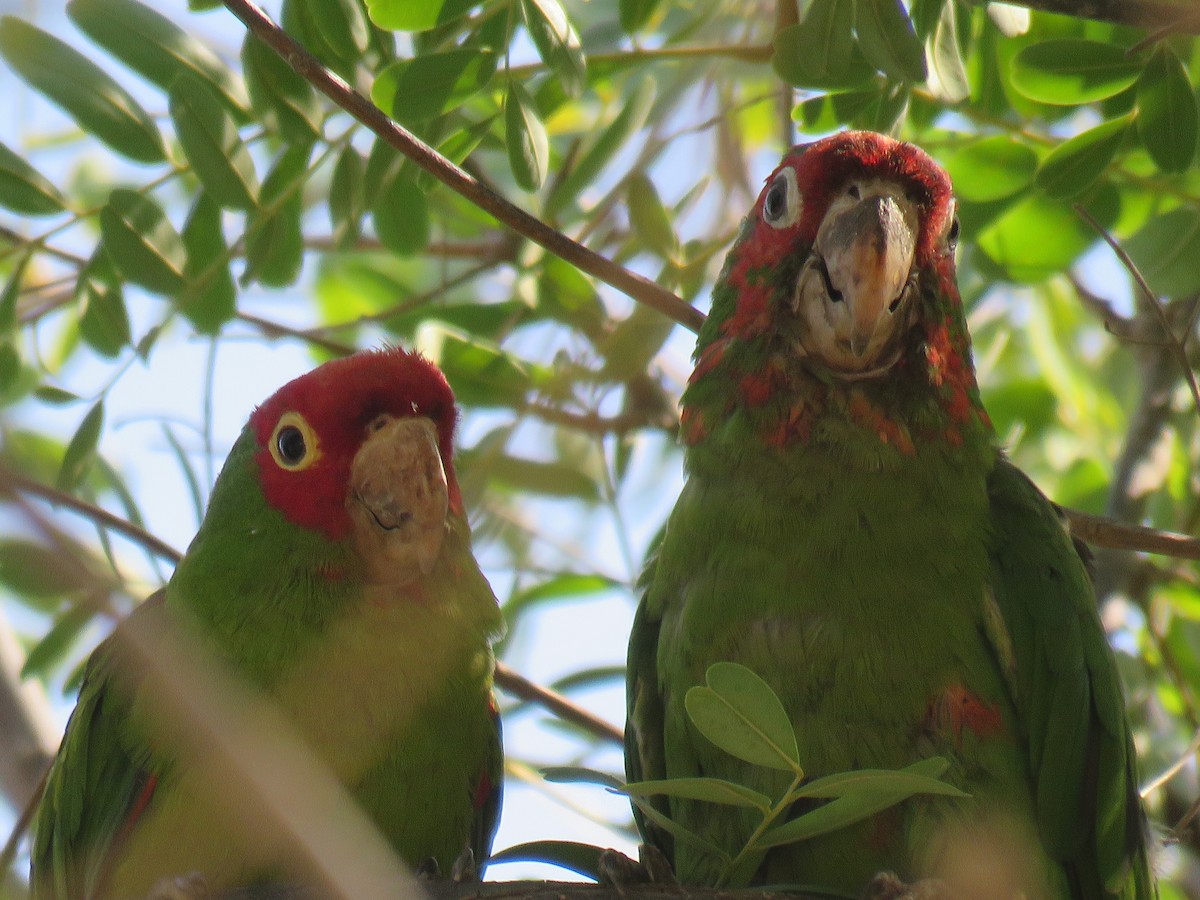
left=33, top=420, right=503, bottom=898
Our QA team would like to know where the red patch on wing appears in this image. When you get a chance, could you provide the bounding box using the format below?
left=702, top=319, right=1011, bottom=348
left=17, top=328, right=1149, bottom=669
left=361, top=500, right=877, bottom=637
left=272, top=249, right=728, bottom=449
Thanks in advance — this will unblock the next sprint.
left=926, top=685, right=1005, bottom=746
left=248, top=346, right=464, bottom=539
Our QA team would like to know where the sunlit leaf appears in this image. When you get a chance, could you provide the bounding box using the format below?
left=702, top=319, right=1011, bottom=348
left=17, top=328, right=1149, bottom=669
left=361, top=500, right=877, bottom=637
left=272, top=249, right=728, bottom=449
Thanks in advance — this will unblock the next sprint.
left=925, top=0, right=968, bottom=103
left=944, top=136, right=1036, bottom=202
left=76, top=255, right=131, bottom=357
left=771, top=0, right=854, bottom=85
left=367, top=0, right=446, bottom=31
left=1009, top=40, right=1142, bottom=105
left=505, top=81, right=549, bottom=192
left=21, top=606, right=94, bottom=679
left=521, top=0, right=585, bottom=97
left=99, top=189, right=188, bottom=296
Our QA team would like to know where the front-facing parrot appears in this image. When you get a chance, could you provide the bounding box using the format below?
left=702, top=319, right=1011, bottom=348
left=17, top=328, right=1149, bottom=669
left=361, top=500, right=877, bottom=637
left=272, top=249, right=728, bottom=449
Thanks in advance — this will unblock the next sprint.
left=32, top=346, right=504, bottom=898
left=626, top=132, right=1153, bottom=898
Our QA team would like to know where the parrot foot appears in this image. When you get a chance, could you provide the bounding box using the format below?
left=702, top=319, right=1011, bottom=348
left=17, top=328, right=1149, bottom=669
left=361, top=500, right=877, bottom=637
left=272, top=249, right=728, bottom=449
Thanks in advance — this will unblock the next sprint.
left=597, top=844, right=677, bottom=886
left=146, top=872, right=210, bottom=900
left=414, top=858, right=442, bottom=879
left=450, top=848, right=480, bottom=882
left=862, top=872, right=951, bottom=900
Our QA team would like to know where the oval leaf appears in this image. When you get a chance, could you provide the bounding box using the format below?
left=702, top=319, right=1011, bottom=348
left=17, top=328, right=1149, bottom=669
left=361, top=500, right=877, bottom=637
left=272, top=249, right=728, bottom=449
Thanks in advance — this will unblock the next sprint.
left=944, top=136, right=1036, bottom=202
left=170, top=75, right=258, bottom=210
left=0, top=540, right=93, bottom=599
left=77, top=271, right=131, bottom=358
left=0, top=17, right=164, bottom=162
left=772, top=0, right=855, bottom=86
left=181, top=192, right=236, bottom=332
left=626, top=173, right=677, bottom=260
left=57, top=401, right=105, bottom=490
left=372, top=49, right=496, bottom=127
left=1034, top=116, right=1128, bottom=199
left=684, top=662, right=800, bottom=772
left=242, top=34, right=323, bottom=144
left=0, top=142, right=66, bottom=215
left=505, top=81, right=549, bottom=192
left=521, top=0, right=585, bottom=97
left=1136, top=46, right=1197, bottom=174
left=372, top=174, right=429, bottom=255
left=99, top=189, right=188, bottom=295
left=1009, top=40, right=1143, bottom=105
left=367, top=0, right=447, bottom=31
left=244, top=147, right=309, bottom=288
left=855, top=0, right=927, bottom=82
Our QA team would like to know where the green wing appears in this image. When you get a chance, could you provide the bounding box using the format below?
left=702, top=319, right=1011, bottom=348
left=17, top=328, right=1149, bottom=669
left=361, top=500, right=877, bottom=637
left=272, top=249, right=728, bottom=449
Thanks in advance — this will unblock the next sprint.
left=985, top=459, right=1153, bottom=898
left=31, top=594, right=164, bottom=900
left=472, top=693, right=504, bottom=874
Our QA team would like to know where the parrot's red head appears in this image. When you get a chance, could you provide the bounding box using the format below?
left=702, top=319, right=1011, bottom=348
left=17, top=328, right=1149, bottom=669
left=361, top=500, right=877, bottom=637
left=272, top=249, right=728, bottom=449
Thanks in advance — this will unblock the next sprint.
left=686, top=131, right=984, bottom=451
left=248, top=347, right=462, bottom=583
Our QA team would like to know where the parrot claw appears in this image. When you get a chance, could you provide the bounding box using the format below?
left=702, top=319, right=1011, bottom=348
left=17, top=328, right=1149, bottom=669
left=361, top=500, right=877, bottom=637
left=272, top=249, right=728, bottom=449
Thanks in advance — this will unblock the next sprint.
left=597, top=844, right=677, bottom=887
left=862, top=872, right=952, bottom=900
left=146, top=872, right=210, bottom=900
left=450, top=847, right=480, bottom=882
left=414, top=857, right=442, bottom=879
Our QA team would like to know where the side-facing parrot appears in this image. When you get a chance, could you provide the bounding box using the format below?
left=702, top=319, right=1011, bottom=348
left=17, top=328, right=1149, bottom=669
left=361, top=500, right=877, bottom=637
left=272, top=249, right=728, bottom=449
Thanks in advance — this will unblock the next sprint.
left=626, top=132, right=1153, bottom=898
left=32, top=346, right=504, bottom=898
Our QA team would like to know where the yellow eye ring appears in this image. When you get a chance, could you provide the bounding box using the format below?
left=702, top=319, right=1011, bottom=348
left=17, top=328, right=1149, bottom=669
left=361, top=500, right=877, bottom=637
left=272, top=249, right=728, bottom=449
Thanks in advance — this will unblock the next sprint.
left=268, top=411, right=322, bottom=471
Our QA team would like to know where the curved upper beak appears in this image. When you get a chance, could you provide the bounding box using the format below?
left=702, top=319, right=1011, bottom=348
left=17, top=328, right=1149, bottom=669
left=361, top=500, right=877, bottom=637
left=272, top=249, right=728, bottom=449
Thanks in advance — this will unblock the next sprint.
left=348, top=416, right=448, bottom=586
left=814, top=189, right=917, bottom=358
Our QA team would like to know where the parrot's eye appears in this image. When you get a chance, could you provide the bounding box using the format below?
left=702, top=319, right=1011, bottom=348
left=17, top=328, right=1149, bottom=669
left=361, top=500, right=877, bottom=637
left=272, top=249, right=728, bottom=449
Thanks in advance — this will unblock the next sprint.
left=268, top=411, right=322, bottom=472
left=762, top=168, right=801, bottom=229
left=947, top=216, right=960, bottom=249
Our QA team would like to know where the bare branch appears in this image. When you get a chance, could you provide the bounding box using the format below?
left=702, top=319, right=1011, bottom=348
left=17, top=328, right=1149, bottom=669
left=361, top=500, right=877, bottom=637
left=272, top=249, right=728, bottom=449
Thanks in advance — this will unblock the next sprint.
left=1064, top=509, right=1200, bottom=561
left=975, top=0, right=1200, bottom=35
left=494, top=663, right=624, bottom=747
left=219, top=0, right=704, bottom=335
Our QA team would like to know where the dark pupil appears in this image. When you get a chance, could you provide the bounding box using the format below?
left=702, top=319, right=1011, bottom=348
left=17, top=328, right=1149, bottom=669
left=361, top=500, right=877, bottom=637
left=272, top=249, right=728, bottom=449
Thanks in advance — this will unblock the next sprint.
left=764, top=181, right=786, bottom=220
left=948, top=217, right=961, bottom=245
left=276, top=426, right=306, bottom=464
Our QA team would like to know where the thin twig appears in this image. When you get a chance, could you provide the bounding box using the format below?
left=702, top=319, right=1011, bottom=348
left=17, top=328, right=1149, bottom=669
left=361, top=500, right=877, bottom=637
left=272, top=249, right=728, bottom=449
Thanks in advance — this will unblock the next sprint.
left=1075, top=203, right=1200, bottom=416
left=989, top=0, right=1200, bottom=35
left=494, top=663, right=624, bottom=746
left=219, top=0, right=704, bottom=335
left=1064, top=508, right=1200, bottom=561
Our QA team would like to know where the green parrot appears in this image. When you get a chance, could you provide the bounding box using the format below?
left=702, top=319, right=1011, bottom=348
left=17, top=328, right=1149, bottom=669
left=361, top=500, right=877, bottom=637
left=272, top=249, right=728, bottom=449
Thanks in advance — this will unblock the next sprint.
left=625, top=132, right=1153, bottom=898
left=32, top=346, right=504, bottom=898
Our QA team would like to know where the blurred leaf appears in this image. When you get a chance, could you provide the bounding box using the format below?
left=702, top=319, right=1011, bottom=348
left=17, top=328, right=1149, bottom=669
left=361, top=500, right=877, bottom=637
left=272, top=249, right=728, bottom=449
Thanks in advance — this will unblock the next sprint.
left=99, top=189, right=188, bottom=296
left=57, top=401, right=105, bottom=490
left=619, top=0, right=662, bottom=33
left=330, top=146, right=367, bottom=250
left=1034, top=115, right=1129, bottom=199
left=76, top=256, right=131, bottom=357
left=0, top=251, right=30, bottom=333
left=925, top=0, right=968, bottom=103
left=601, top=305, right=675, bottom=381
left=855, top=0, right=927, bottom=82
left=505, top=82, right=549, bottom=192
left=244, top=146, right=309, bottom=288
left=1136, top=46, right=1197, bottom=174
left=67, top=0, right=248, bottom=115
left=0, top=142, right=66, bottom=215
left=20, top=605, right=94, bottom=679
left=541, top=765, right=624, bottom=789
left=372, top=49, right=496, bottom=126
left=944, top=136, right=1036, bottom=202
left=181, top=192, right=237, bottom=332
left=622, top=777, right=771, bottom=810
left=242, top=33, right=323, bottom=143
left=488, top=840, right=608, bottom=880
left=1009, top=40, right=1142, bottom=105
left=170, top=74, right=258, bottom=210
left=975, top=192, right=1093, bottom=283
left=427, top=330, right=534, bottom=407
left=627, top=173, right=677, bottom=261
left=1125, top=208, right=1200, bottom=298
left=0, top=17, right=165, bottom=162
left=521, top=0, right=585, bottom=97
left=283, top=0, right=369, bottom=77
left=504, top=573, right=617, bottom=619
left=772, top=0, right=854, bottom=85
left=484, top=455, right=602, bottom=501
left=367, top=0, right=446, bottom=31
left=373, top=175, right=430, bottom=255
left=0, top=541, right=92, bottom=600
left=685, top=662, right=800, bottom=772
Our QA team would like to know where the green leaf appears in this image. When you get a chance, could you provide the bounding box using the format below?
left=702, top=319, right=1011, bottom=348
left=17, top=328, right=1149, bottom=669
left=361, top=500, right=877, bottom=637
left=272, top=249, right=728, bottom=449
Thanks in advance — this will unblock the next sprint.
left=1136, top=46, right=1197, bottom=174
left=771, top=0, right=854, bottom=85
left=35, top=386, right=81, bottom=406
left=242, top=34, right=322, bottom=144
left=57, top=401, right=105, bottom=490
left=546, top=78, right=655, bottom=217
left=181, top=192, right=236, bottom=332
left=244, top=147, right=309, bottom=288
left=626, top=173, right=677, bottom=260
left=0, top=251, right=30, bottom=333
left=487, top=841, right=608, bottom=881
left=975, top=191, right=1093, bottom=283
left=925, top=0, right=968, bottom=103
left=943, top=136, right=1036, bottom=202
left=600, top=305, right=675, bottom=381
left=170, top=75, right=258, bottom=210
left=759, top=759, right=959, bottom=849
left=626, top=792, right=728, bottom=862
left=0, top=142, right=66, bottom=215
left=622, top=777, right=771, bottom=810
left=373, top=175, right=430, bottom=255
left=505, top=81, right=549, bottom=192
left=684, top=662, right=800, bottom=773
left=0, top=17, right=164, bottom=163
left=367, top=0, right=446, bottom=31
left=521, top=0, right=585, bottom=97
left=855, top=0, right=927, bottom=82
left=0, top=540, right=92, bottom=599
left=540, top=766, right=625, bottom=789
left=485, top=455, right=601, bottom=501
left=1009, top=40, right=1143, bottom=105
left=619, top=0, right=662, bottom=33
left=426, top=330, right=533, bottom=408
left=99, top=189, right=188, bottom=296
left=21, top=605, right=94, bottom=679
left=1034, top=116, right=1128, bottom=199
left=283, top=0, right=369, bottom=77
left=330, top=146, right=367, bottom=250
left=77, top=257, right=131, bottom=357
left=372, top=49, right=496, bottom=126
left=67, top=0, right=248, bottom=115
left=1125, top=208, right=1200, bottom=298
left=503, top=573, right=617, bottom=619
left=792, top=761, right=966, bottom=800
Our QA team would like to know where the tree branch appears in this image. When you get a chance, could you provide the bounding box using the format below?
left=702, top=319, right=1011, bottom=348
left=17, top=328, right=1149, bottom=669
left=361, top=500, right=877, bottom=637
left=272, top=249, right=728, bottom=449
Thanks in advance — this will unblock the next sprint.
left=219, top=0, right=704, bottom=335
left=976, top=0, right=1200, bottom=34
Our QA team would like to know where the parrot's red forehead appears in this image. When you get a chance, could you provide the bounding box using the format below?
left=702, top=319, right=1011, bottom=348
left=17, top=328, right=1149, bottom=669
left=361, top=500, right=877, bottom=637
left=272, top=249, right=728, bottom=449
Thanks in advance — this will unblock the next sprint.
left=761, top=131, right=955, bottom=264
left=248, top=346, right=460, bottom=538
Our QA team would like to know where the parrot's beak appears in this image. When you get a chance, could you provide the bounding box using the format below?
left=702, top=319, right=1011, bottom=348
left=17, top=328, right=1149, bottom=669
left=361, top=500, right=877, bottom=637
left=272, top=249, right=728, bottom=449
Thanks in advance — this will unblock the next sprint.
left=347, top=415, right=449, bottom=587
left=793, top=181, right=919, bottom=375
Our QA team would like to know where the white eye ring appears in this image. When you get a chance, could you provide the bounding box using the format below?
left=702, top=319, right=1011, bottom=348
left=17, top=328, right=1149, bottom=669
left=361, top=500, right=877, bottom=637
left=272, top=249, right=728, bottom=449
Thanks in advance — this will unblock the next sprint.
left=762, top=168, right=801, bottom=229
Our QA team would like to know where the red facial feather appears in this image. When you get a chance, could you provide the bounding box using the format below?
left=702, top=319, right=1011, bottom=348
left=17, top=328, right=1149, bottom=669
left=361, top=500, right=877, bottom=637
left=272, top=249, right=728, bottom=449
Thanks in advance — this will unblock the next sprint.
left=248, top=346, right=463, bottom=539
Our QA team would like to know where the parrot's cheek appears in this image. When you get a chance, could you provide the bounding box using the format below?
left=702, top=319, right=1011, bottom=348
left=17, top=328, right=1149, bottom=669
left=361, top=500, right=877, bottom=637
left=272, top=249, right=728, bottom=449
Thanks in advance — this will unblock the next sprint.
left=347, top=415, right=450, bottom=588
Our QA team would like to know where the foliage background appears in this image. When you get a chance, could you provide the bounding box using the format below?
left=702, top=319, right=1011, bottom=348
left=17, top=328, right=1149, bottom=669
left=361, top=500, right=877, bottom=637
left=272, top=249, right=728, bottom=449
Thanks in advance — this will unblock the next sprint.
left=0, top=0, right=1198, bottom=895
